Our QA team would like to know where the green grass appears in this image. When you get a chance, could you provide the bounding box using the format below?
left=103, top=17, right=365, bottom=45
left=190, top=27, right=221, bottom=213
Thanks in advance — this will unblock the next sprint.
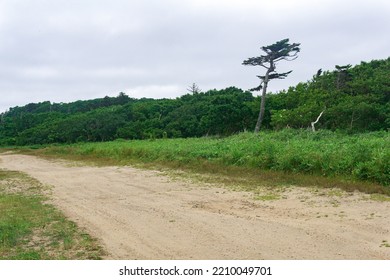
left=370, top=194, right=390, bottom=202
left=0, top=170, right=104, bottom=260
left=20, top=129, right=390, bottom=195
left=254, top=193, right=281, bottom=201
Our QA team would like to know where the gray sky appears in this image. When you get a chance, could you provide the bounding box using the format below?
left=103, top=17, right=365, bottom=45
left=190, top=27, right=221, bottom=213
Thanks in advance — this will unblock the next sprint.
left=1, top=0, right=389, bottom=113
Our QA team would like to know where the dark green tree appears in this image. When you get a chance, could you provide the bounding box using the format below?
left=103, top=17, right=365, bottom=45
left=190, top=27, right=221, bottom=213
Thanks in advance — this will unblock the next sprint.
left=335, top=64, right=352, bottom=90
left=243, top=38, right=300, bottom=132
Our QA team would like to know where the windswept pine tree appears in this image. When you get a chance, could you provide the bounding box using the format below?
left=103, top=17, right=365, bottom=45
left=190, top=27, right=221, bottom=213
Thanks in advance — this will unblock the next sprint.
left=243, top=38, right=300, bottom=132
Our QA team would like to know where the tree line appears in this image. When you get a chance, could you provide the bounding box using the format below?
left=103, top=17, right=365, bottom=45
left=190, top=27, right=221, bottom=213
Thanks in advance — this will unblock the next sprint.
left=0, top=57, right=389, bottom=146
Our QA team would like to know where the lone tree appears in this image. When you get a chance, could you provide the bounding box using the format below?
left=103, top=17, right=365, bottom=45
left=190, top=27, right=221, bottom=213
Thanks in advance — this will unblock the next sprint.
left=243, top=38, right=300, bottom=133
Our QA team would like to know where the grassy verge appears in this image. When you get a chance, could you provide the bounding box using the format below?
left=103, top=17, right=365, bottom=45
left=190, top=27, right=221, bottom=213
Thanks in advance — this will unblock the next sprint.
left=19, top=130, right=389, bottom=196
left=0, top=170, right=105, bottom=260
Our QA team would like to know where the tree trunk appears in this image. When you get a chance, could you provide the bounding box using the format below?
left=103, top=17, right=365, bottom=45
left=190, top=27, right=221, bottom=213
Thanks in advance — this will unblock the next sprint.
left=254, top=82, right=268, bottom=133
left=254, top=66, right=272, bottom=133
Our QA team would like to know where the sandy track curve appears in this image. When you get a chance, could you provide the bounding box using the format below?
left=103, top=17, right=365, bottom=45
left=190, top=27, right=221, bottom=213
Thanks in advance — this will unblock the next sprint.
left=1, top=153, right=389, bottom=259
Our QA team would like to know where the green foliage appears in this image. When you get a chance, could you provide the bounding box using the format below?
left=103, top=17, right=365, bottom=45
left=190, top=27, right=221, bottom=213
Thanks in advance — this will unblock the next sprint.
left=1, top=88, right=256, bottom=145
left=269, top=58, right=390, bottom=131
left=242, top=38, right=300, bottom=69
left=44, top=130, right=389, bottom=187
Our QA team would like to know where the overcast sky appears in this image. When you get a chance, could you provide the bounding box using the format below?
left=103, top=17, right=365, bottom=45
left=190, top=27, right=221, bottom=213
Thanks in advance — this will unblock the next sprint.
left=0, top=0, right=389, bottom=113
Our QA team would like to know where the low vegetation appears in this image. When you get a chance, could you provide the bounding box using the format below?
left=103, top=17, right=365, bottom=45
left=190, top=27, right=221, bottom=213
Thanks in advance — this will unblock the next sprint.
left=31, top=129, right=389, bottom=195
left=0, top=170, right=104, bottom=259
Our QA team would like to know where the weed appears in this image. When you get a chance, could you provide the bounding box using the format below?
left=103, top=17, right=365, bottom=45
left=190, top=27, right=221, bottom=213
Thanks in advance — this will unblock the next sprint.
left=370, top=194, right=390, bottom=202
left=380, top=240, right=390, bottom=248
left=254, top=194, right=281, bottom=201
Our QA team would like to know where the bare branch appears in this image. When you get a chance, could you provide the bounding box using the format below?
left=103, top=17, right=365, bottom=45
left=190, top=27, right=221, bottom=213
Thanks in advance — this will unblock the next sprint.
left=187, top=83, right=201, bottom=94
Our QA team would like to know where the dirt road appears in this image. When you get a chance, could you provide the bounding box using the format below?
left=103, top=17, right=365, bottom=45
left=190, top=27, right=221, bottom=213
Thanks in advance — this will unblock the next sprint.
left=0, top=153, right=389, bottom=259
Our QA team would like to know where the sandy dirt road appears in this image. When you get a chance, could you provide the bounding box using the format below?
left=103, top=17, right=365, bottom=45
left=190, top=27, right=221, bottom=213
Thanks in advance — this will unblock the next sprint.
left=0, top=153, right=389, bottom=259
